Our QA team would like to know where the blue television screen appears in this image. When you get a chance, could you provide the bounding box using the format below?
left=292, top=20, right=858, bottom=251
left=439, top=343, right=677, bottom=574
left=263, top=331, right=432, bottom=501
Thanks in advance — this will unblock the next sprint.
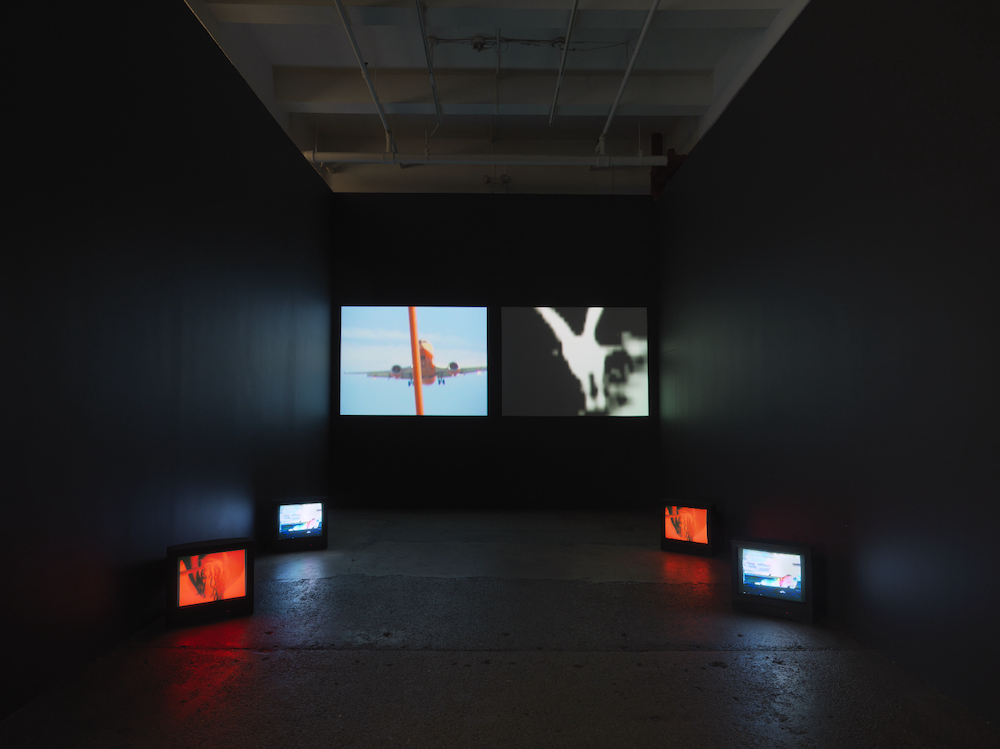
left=738, top=547, right=804, bottom=603
left=278, top=502, right=324, bottom=540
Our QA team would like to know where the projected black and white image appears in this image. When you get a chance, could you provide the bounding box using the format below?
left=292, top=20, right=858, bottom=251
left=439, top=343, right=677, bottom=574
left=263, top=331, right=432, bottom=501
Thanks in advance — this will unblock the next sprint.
left=501, top=307, right=648, bottom=416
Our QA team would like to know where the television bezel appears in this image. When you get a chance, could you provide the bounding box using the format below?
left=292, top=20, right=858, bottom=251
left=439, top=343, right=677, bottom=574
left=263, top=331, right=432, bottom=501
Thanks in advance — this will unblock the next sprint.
left=273, top=497, right=329, bottom=552
left=731, top=538, right=814, bottom=622
left=165, top=537, right=255, bottom=627
left=660, top=502, right=716, bottom=556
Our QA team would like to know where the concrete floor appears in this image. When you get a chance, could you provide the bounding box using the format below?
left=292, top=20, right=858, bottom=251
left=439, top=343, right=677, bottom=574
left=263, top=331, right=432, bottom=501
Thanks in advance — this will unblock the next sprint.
left=3, top=510, right=997, bottom=749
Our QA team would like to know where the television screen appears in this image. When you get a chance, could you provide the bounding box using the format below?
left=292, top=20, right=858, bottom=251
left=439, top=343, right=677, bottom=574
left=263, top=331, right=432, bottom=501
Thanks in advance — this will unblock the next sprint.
left=738, top=547, right=803, bottom=602
left=501, top=307, right=648, bottom=416
left=340, top=306, right=488, bottom=416
left=177, top=550, right=246, bottom=607
left=732, top=539, right=813, bottom=621
left=661, top=504, right=715, bottom=556
left=273, top=498, right=328, bottom=551
left=664, top=506, right=708, bottom=544
left=166, top=538, right=255, bottom=627
left=278, top=501, right=323, bottom=540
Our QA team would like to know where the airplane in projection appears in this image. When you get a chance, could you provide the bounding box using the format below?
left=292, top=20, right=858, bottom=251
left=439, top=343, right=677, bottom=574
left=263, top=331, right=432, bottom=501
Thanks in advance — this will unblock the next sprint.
left=345, top=339, right=487, bottom=387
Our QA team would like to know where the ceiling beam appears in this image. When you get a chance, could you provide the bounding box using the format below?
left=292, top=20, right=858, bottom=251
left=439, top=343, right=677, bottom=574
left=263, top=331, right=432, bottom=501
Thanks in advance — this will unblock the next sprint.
left=274, top=67, right=712, bottom=116
left=331, top=0, right=397, bottom=151
left=598, top=0, right=660, bottom=149
left=305, top=150, right=673, bottom=166
left=414, top=1, right=443, bottom=124
left=206, top=3, right=780, bottom=30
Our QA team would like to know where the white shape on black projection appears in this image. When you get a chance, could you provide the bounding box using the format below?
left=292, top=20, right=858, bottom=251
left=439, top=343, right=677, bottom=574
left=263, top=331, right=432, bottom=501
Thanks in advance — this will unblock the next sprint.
left=534, top=307, right=618, bottom=413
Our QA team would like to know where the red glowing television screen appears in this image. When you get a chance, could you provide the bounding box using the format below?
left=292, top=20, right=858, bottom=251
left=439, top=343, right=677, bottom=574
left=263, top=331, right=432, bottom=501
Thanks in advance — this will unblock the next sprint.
left=166, top=538, right=255, bottom=627
left=274, top=497, right=328, bottom=551
left=731, top=539, right=813, bottom=622
left=661, top=503, right=716, bottom=556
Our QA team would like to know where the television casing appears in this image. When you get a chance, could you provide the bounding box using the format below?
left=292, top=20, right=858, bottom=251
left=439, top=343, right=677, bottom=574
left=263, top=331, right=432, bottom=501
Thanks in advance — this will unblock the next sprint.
left=166, top=537, right=255, bottom=627
left=273, top=497, right=328, bottom=552
left=731, top=538, right=814, bottom=622
left=661, top=503, right=717, bottom=556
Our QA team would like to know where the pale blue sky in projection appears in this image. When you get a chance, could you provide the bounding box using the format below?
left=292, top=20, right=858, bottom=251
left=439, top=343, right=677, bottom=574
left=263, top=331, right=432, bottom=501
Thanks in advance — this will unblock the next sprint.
left=340, top=306, right=488, bottom=416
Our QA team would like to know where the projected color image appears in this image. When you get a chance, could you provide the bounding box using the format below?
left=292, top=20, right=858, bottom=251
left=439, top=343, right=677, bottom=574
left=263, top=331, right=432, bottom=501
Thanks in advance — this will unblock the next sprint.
left=665, top=506, right=708, bottom=544
left=341, top=306, right=488, bottom=416
left=177, top=550, right=247, bottom=607
left=278, top=502, right=323, bottom=540
left=502, top=307, right=648, bottom=416
left=740, top=548, right=803, bottom=602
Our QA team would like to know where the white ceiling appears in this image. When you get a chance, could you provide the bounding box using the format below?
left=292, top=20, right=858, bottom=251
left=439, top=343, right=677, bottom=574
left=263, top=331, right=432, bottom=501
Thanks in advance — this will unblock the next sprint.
left=186, top=0, right=809, bottom=194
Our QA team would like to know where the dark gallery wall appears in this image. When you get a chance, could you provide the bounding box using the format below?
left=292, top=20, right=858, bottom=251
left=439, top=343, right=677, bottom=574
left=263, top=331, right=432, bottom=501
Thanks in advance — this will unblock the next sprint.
left=2, top=4, right=332, bottom=718
left=7, top=0, right=993, bottom=731
left=331, top=193, right=661, bottom=511
left=660, top=0, right=999, bottom=724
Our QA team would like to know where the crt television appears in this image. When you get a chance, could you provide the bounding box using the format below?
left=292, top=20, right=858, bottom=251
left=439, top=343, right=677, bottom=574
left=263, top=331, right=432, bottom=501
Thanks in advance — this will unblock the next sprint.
left=274, top=497, right=328, bottom=552
left=661, top=503, right=716, bottom=556
left=731, top=538, right=814, bottom=622
left=166, top=538, right=255, bottom=627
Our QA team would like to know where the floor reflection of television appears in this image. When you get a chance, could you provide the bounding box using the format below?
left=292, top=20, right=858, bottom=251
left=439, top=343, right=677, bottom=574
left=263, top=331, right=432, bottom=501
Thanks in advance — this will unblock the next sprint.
left=732, top=539, right=813, bottom=622
left=274, top=498, right=328, bottom=552
left=661, top=503, right=716, bottom=556
left=166, top=538, right=255, bottom=627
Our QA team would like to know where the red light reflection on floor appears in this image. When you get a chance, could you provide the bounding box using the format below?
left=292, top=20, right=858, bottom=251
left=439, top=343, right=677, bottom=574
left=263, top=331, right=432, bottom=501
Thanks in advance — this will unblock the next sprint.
left=163, top=617, right=255, bottom=650
left=162, top=644, right=254, bottom=720
left=658, top=553, right=721, bottom=586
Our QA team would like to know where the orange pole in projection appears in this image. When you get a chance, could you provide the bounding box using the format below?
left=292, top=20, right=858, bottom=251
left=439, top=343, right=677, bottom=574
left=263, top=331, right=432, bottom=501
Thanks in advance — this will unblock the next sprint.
left=408, top=306, right=424, bottom=415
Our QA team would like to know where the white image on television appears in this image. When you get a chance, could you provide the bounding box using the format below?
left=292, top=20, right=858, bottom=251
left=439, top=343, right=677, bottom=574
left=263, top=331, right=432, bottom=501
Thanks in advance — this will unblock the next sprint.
left=280, top=503, right=323, bottom=531
left=743, top=550, right=800, bottom=587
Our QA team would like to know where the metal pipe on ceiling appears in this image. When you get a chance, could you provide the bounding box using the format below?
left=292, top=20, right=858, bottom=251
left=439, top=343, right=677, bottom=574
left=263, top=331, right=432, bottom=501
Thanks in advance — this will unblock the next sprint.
left=304, top=150, right=670, bottom=167
left=548, top=0, right=580, bottom=126
left=597, top=0, right=660, bottom=154
left=332, top=0, right=397, bottom=152
left=414, top=1, right=442, bottom=126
